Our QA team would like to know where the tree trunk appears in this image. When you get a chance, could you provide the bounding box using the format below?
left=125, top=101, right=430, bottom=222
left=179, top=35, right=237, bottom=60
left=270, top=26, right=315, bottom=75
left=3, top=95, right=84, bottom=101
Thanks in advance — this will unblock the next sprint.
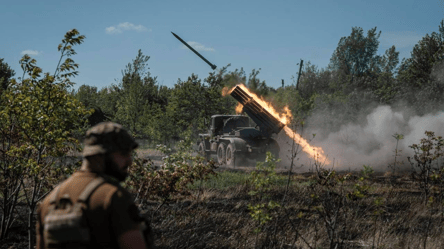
left=28, top=210, right=34, bottom=249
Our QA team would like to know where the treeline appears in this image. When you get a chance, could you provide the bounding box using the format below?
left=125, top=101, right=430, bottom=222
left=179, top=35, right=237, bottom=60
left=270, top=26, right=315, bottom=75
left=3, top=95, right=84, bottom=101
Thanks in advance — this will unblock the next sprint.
left=69, top=20, right=444, bottom=145
left=72, top=50, right=240, bottom=144
left=1, top=20, right=444, bottom=146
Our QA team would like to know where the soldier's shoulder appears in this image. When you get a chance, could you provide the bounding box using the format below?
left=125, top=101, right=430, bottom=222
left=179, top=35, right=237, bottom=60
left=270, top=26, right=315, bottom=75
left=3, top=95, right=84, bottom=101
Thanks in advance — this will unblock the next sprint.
left=90, top=175, right=133, bottom=208
left=98, top=175, right=131, bottom=195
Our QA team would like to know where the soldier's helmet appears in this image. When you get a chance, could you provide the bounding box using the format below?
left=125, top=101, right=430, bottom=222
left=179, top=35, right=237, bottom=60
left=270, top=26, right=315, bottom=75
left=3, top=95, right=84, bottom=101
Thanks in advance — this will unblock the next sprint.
left=83, top=122, right=138, bottom=157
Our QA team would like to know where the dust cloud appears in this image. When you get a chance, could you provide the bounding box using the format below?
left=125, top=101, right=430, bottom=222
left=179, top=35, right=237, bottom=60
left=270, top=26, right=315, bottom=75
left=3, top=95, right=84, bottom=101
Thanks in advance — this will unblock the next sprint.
left=279, top=105, right=444, bottom=171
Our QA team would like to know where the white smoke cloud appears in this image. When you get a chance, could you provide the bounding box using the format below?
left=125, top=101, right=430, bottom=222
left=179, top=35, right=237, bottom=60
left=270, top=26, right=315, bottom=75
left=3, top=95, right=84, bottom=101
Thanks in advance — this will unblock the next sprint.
left=181, top=41, right=215, bottom=52
left=310, top=106, right=444, bottom=171
left=105, top=22, right=151, bottom=34
left=279, top=105, right=444, bottom=171
left=21, top=50, right=41, bottom=56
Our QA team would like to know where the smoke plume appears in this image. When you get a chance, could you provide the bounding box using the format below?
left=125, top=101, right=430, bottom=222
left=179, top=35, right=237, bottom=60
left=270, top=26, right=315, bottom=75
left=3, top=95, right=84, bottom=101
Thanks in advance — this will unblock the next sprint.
left=279, top=105, right=444, bottom=171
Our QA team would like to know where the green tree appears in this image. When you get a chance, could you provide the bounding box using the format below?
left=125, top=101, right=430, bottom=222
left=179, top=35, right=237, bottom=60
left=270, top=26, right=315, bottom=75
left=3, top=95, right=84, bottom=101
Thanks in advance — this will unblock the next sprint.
left=329, top=27, right=382, bottom=88
left=204, top=64, right=239, bottom=116
left=75, top=85, right=99, bottom=108
left=398, top=20, right=444, bottom=88
left=0, top=58, right=15, bottom=94
left=97, top=84, right=120, bottom=120
left=162, top=66, right=239, bottom=144
left=379, top=45, right=400, bottom=74
left=166, top=74, right=207, bottom=140
left=0, top=29, right=91, bottom=248
left=74, top=84, right=106, bottom=125
left=372, top=46, right=400, bottom=104
left=219, top=66, right=247, bottom=89
left=247, top=68, right=270, bottom=96
left=113, top=49, right=161, bottom=139
left=396, top=19, right=444, bottom=114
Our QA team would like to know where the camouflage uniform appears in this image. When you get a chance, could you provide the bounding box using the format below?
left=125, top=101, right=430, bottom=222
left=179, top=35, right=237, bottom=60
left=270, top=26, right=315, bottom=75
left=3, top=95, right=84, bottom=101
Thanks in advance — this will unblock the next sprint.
left=36, top=122, right=153, bottom=249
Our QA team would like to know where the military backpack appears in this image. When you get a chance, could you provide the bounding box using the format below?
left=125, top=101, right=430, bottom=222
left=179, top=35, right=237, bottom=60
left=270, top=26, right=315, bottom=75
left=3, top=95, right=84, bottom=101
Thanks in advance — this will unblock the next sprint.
left=43, top=177, right=105, bottom=248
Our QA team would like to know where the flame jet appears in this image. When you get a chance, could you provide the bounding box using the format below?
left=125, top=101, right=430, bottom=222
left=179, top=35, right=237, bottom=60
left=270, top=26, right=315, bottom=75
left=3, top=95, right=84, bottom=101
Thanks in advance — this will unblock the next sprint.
left=227, top=84, right=330, bottom=164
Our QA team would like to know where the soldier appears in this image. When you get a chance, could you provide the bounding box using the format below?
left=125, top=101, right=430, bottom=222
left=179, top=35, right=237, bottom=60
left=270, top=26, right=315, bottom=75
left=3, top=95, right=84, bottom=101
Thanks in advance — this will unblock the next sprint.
left=36, top=122, right=154, bottom=249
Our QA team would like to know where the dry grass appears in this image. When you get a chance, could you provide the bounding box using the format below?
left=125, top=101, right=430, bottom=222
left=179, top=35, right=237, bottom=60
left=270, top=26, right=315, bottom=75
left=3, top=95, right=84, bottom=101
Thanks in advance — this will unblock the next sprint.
left=2, top=160, right=444, bottom=248
left=142, top=170, right=444, bottom=249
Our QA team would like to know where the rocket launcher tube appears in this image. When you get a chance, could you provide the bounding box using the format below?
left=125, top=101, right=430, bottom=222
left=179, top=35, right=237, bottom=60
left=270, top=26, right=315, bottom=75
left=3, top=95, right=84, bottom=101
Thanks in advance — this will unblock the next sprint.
left=230, top=86, right=285, bottom=137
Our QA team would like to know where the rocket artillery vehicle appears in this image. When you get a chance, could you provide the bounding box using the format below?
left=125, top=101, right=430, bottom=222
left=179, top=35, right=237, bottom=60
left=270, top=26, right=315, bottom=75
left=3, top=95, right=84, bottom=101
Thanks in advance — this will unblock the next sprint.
left=197, top=85, right=285, bottom=167
left=170, top=32, right=284, bottom=166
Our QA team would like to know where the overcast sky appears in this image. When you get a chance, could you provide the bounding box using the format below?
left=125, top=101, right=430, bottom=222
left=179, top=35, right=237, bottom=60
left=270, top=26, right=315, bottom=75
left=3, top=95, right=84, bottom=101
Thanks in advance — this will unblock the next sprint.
left=2, top=0, right=443, bottom=90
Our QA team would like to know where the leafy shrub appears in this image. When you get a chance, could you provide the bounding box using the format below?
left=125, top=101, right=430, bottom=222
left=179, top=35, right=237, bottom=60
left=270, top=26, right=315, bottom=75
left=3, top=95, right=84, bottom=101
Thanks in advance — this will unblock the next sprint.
left=126, top=141, right=218, bottom=204
left=0, top=29, right=91, bottom=247
left=409, top=131, right=444, bottom=202
left=247, top=152, right=281, bottom=233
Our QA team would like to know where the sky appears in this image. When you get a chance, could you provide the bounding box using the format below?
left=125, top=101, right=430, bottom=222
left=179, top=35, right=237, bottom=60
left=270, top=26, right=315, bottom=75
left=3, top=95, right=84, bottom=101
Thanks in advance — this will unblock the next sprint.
left=1, top=0, right=444, bottom=91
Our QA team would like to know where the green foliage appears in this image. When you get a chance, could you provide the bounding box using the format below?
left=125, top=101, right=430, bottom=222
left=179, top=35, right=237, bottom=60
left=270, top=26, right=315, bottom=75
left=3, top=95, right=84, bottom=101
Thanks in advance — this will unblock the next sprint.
left=54, top=29, right=85, bottom=79
left=164, top=66, right=237, bottom=142
left=398, top=20, right=444, bottom=88
left=187, top=170, right=250, bottom=190
left=409, top=131, right=444, bottom=203
left=409, top=131, right=444, bottom=166
left=126, top=140, right=218, bottom=203
left=329, top=26, right=381, bottom=78
left=96, top=85, right=121, bottom=120
left=0, top=29, right=91, bottom=244
left=73, top=85, right=106, bottom=126
left=271, top=84, right=317, bottom=119
left=248, top=152, right=281, bottom=198
left=247, top=152, right=281, bottom=233
left=75, top=85, right=99, bottom=108
left=166, top=74, right=208, bottom=138
left=66, top=19, right=444, bottom=151
left=308, top=165, right=376, bottom=248
left=0, top=58, right=15, bottom=93
left=114, top=49, right=161, bottom=138
left=247, top=68, right=270, bottom=97
left=248, top=201, right=280, bottom=233
left=395, top=19, right=444, bottom=114
left=347, top=165, right=374, bottom=200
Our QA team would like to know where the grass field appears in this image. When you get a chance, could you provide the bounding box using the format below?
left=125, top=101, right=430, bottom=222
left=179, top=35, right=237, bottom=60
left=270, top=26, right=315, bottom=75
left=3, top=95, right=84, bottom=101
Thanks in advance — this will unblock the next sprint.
left=2, top=148, right=444, bottom=249
left=140, top=158, right=444, bottom=249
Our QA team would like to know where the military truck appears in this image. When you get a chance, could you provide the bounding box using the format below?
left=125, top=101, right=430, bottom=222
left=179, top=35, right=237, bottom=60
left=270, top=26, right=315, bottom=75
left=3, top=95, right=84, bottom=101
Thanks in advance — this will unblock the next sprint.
left=197, top=85, right=285, bottom=167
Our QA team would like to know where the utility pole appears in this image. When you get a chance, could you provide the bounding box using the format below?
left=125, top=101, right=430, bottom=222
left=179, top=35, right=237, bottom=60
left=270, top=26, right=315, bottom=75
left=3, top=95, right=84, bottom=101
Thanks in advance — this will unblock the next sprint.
left=281, top=79, right=284, bottom=88
left=296, top=59, right=304, bottom=90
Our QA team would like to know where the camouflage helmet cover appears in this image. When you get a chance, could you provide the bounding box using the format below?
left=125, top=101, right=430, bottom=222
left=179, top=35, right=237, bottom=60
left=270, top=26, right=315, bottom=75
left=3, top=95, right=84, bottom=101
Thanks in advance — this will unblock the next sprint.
left=83, top=122, right=138, bottom=157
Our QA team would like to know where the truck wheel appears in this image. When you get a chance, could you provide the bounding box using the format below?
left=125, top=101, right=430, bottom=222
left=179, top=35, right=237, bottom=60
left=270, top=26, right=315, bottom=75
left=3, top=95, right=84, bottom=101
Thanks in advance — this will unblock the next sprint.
left=226, top=143, right=236, bottom=167
left=217, top=143, right=227, bottom=165
left=198, top=142, right=208, bottom=160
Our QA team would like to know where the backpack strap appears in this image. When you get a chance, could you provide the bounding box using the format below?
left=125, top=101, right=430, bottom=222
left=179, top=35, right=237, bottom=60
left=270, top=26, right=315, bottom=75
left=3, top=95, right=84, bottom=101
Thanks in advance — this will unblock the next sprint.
left=77, top=177, right=105, bottom=203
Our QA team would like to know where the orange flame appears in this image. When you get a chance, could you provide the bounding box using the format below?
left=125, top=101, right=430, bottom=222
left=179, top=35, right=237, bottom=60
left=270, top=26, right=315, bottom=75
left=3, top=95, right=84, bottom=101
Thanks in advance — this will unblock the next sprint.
left=235, top=103, right=243, bottom=114
left=283, top=126, right=330, bottom=164
left=235, top=84, right=292, bottom=125
left=222, top=83, right=330, bottom=164
left=221, top=87, right=231, bottom=97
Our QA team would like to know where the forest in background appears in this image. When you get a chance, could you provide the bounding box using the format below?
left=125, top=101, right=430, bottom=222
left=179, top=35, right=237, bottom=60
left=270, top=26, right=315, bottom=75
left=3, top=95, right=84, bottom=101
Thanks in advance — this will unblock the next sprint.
left=2, top=21, right=442, bottom=148
left=0, top=19, right=444, bottom=249
left=0, top=19, right=443, bottom=183
left=70, top=20, right=444, bottom=147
